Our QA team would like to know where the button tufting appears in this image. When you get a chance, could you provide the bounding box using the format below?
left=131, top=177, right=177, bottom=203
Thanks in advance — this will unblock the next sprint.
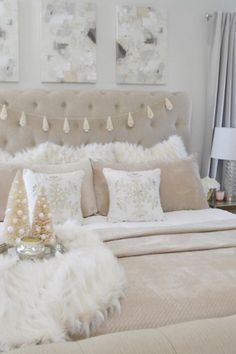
left=140, top=103, right=145, bottom=109
left=61, top=102, right=66, bottom=108
left=88, top=103, right=93, bottom=109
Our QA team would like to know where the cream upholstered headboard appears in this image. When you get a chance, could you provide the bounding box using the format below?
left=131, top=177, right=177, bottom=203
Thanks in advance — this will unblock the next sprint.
left=0, top=90, right=191, bottom=153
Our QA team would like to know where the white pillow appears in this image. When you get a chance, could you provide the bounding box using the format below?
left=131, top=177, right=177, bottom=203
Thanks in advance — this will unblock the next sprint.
left=103, top=168, right=164, bottom=222
left=114, top=135, right=188, bottom=164
left=23, top=169, right=84, bottom=224
left=12, top=142, right=116, bottom=165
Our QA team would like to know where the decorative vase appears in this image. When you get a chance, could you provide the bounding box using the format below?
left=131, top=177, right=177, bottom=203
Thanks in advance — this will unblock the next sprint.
left=16, top=236, right=45, bottom=260
left=216, top=190, right=225, bottom=202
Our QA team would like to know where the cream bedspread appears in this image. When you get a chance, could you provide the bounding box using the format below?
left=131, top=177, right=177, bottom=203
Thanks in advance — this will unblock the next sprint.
left=94, top=219, right=236, bottom=334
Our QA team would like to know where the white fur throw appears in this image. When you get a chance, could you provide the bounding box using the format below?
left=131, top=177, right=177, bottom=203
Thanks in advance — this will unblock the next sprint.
left=0, top=136, right=187, bottom=165
left=0, top=221, right=126, bottom=352
left=114, top=136, right=188, bottom=164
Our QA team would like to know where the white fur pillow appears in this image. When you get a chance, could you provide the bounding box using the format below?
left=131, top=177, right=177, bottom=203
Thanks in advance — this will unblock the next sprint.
left=103, top=168, right=164, bottom=222
left=9, top=142, right=116, bottom=165
left=23, top=169, right=84, bottom=224
left=114, top=135, right=188, bottom=164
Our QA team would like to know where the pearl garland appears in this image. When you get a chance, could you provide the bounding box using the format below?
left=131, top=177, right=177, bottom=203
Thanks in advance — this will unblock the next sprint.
left=17, top=210, right=23, bottom=217
left=7, top=226, right=14, bottom=233
left=19, top=228, right=24, bottom=235
left=39, top=212, right=44, bottom=219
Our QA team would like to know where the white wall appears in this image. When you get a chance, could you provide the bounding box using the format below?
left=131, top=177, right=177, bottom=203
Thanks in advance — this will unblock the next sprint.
left=0, top=0, right=236, bottom=172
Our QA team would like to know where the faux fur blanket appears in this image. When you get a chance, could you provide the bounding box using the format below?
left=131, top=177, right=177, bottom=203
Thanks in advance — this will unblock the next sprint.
left=0, top=221, right=126, bottom=352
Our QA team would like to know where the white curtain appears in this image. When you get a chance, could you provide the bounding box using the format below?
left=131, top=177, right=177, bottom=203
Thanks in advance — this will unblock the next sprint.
left=202, top=12, right=236, bottom=179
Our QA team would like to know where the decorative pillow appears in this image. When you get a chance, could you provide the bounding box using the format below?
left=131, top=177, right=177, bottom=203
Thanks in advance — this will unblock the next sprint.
left=11, top=142, right=116, bottom=164
left=23, top=169, right=84, bottom=224
left=103, top=168, right=164, bottom=222
left=0, top=159, right=97, bottom=221
left=114, top=135, right=188, bottom=164
left=92, top=158, right=208, bottom=216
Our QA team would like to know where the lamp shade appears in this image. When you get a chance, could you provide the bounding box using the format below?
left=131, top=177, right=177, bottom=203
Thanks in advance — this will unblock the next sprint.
left=211, top=127, right=236, bottom=161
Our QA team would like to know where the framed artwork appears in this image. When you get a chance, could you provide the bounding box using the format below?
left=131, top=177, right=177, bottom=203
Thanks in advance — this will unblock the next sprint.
left=0, top=0, right=19, bottom=82
left=41, top=1, right=96, bottom=83
left=116, top=6, right=167, bottom=85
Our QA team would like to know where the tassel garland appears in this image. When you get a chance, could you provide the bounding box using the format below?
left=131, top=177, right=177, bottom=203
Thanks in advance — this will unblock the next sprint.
left=147, top=105, right=154, bottom=119
left=106, top=116, right=113, bottom=131
left=83, top=118, right=90, bottom=132
left=0, top=104, right=7, bottom=120
left=0, top=101, right=175, bottom=134
left=127, top=112, right=134, bottom=128
left=42, top=116, right=49, bottom=132
left=19, top=112, right=27, bottom=127
left=165, top=98, right=173, bottom=111
left=63, top=117, right=70, bottom=134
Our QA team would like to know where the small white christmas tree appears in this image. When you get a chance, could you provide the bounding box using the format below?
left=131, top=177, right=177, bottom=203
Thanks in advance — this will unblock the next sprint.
left=3, top=170, right=30, bottom=245
left=31, top=187, right=55, bottom=245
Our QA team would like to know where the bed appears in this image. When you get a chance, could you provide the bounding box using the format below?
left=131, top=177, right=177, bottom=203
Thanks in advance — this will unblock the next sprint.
left=1, top=90, right=236, bottom=353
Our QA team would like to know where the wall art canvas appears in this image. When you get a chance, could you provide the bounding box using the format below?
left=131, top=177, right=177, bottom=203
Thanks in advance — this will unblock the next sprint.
left=0, top=0, right=18, bottom=82
left=41, top=1, right=96, bottom=83
left=116, top=6, right=167, bottom=85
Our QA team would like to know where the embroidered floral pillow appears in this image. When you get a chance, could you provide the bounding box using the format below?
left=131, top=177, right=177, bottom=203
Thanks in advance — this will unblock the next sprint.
left=23, top=169, right=84, bottom=224
left=103, top=168, right=164, bottom=222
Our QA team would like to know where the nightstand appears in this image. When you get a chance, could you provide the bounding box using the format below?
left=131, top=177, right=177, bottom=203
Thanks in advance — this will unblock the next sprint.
left=211, top=200, right=236, bottom=213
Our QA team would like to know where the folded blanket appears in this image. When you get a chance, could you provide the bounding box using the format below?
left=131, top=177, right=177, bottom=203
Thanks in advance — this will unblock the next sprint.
left=93, top=219, right=236, bottom=335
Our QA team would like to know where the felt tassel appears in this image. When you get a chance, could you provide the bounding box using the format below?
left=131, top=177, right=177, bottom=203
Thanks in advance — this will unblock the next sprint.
left=0, top=104, right=7, bottom=120
left=42, top=116, right=49, bottom=132
left=83, top=118, right=90, bottom=132
left=165, top=97, right=173, bottom=111
left=19, top=112, right=27, bottom=127
left=106, top=116, right=113, bottom=132
left=63, top=117, right=70, bottom=134
left=127, top=112, right=134, bottom=128
left=147, top=105, right=154, bottom=119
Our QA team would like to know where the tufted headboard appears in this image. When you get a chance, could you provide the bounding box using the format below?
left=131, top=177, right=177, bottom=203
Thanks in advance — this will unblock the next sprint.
left=0, top=90, right=191, bottom=153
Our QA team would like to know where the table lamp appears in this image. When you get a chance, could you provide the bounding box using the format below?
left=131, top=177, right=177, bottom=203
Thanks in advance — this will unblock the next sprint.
left=211, top=127, right=236, bottom=201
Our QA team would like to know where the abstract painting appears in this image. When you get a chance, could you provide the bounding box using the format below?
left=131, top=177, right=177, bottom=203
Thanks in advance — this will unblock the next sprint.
left=116, top=6, right=167, bottom=85
left=0, top=0, right=18, bottom=82
left=41, top=1, right=96, bottom=83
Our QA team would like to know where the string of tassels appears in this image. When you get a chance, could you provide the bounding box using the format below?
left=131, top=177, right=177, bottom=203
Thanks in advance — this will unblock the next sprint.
left=0, top=97, right=174, bottom=133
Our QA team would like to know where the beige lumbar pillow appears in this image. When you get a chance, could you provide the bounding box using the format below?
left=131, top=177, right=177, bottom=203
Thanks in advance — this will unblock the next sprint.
left=103, top=168, right=164, bottom=222
left=92, top=158, right=208, bottom=216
